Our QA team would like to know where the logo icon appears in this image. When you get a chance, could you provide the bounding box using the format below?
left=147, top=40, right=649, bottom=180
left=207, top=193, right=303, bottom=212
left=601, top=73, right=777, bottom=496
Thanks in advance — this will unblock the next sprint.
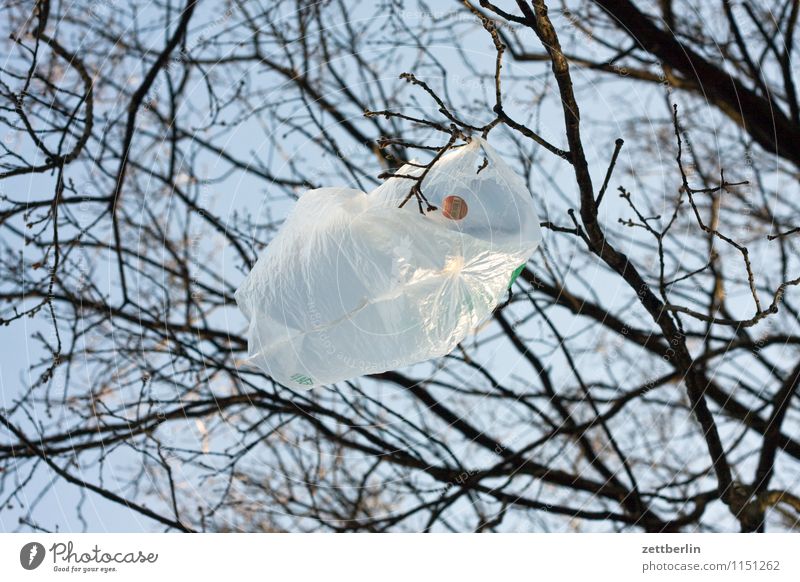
left=20, top=542, right=46, bottom=570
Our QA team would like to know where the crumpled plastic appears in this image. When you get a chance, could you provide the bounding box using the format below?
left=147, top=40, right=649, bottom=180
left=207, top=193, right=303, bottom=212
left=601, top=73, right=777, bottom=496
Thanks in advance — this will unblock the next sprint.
left=235, top=137, right=541, bottom=388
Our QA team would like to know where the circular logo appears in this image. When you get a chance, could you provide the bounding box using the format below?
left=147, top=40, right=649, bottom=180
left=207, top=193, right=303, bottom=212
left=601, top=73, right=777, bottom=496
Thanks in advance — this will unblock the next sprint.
left=442, top=195, right=468, bottom=220
left=20, top=542, right=46, bottom=570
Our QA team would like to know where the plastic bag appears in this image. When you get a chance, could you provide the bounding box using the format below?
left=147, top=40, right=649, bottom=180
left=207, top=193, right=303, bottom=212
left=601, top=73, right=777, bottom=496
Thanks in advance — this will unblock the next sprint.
left=235, top=137, right=541, bottom=388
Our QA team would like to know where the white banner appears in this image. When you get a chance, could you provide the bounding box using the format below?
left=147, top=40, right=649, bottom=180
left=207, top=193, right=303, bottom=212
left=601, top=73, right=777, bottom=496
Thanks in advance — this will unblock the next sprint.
left=1, top=533, right=797, bottom=581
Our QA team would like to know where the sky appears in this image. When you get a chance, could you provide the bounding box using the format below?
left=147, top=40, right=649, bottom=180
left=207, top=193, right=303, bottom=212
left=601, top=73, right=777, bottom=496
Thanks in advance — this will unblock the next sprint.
left=1, top=0, right=795, bottom=532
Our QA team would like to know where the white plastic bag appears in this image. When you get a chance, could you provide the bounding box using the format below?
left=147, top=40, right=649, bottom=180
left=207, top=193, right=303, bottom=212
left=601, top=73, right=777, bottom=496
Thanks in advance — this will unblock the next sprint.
left=235, top=137, right=541, bottom=388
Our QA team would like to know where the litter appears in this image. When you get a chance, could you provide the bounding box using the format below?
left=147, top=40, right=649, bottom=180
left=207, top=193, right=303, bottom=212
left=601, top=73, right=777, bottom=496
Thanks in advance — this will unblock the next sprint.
left=235, top=137, right=541, bottom=388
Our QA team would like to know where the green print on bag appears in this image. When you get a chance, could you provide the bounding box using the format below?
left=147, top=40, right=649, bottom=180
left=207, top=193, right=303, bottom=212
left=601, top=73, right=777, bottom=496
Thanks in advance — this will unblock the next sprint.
left=290, top=374, right=314, bottom=386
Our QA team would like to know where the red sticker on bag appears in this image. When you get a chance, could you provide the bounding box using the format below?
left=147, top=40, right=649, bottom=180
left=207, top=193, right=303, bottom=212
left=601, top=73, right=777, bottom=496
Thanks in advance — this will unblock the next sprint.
left=442, top=195, right=468, bottom=220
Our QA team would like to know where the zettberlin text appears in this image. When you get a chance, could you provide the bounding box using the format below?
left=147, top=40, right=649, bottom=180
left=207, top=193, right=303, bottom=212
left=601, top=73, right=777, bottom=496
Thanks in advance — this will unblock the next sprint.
left=642, top=544, right=701, bottom=554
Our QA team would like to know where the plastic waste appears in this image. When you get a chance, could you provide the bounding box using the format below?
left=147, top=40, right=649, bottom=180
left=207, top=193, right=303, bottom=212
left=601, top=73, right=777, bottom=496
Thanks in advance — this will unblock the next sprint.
left=235, top=137, right=541, bottom=388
